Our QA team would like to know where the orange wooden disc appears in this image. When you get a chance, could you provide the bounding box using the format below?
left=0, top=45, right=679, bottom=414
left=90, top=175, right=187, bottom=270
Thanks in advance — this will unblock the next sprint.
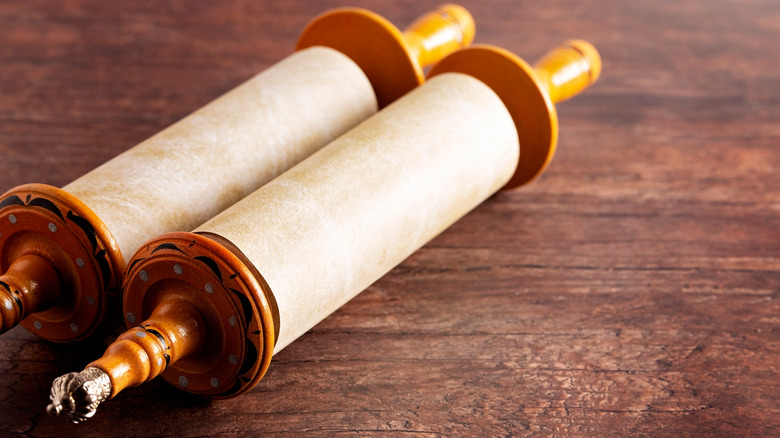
left=296, top=8, right=423, bottom=109
left=123, top=232, right=277, bottom=398
left=428, top=45, right=559, bottom=189
left=0, top=184, right=124, bottom=341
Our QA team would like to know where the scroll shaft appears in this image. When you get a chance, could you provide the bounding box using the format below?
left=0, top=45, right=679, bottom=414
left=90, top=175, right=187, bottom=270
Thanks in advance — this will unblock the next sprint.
left=48, top=295, right=206, bottom=422
left=402, top=4, right=475, bottom=67
left=0, top=254, right=60, bottom=333
left=90, top=296, right=207, bottom=397
left=533, top=39, right=602, bottom=103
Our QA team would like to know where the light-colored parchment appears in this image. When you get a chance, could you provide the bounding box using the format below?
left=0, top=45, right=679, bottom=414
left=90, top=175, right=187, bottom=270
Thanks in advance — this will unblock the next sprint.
left=197, top=73, right=519, bottom=353
left=64, top=47, right=377, bottom=260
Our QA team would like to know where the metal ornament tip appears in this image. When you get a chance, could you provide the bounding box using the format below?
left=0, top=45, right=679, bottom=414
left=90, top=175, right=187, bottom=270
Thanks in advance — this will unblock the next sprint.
left=47, top=367, right=112, bottom=423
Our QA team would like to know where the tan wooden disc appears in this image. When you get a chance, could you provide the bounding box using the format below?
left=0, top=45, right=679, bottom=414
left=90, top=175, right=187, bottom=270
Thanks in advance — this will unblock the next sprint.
left=122, top=232, right=277, bottom=398
left=296, top=8, right=423, bottom=109
left=428, top=45, right=559, bottom=189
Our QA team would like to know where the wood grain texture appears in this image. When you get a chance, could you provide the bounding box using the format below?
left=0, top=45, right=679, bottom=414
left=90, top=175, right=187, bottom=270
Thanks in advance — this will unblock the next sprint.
left=1, top=0, right=778, bottom=436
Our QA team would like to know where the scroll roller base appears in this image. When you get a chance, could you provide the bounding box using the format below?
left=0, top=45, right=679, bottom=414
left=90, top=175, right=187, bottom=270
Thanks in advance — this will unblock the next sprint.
left=0, top=183, right=124, bottom=341
left=429, top=46, right=558, bottom=189
left=296, top=4, right=475, bottom=108
left=428, top=40, right=601, bottom=188
left=119, top=231, right=277, bottom=398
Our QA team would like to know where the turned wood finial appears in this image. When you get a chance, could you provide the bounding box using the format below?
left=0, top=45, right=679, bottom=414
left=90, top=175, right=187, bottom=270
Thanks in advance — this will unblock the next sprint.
left=533, top=39, right=602, bottom=104
left=401, top=4, right=476, bottom=68
left=90, top=296, right=207, bottom=397
left=48, top=296, right=207, bottom=423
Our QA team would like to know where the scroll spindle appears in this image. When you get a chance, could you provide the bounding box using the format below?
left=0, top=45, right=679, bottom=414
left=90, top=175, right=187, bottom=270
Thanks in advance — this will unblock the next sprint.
left=48, top=295, right=206, bottom=422
left=401, top=4, right=476, bottom=68
left=0, top=253, right=60, bottom=333
left=0, top=187, right=116, bottom=341
left=532, top=39, right=602, bottom=103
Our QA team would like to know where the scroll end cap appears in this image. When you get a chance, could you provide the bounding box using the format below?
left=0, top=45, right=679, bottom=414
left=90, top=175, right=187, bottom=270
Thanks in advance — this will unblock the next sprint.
left=566, top=39, right=601, bottom=84
left=438, top=4, right=475, bottom=46
left=47, top=367, right=111, bottom=423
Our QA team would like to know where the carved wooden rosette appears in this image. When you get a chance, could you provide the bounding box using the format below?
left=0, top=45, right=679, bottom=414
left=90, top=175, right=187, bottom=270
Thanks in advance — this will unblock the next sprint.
left=0, top=183, right=123, bottom=341
left=120, top=232, right=277, bottom=398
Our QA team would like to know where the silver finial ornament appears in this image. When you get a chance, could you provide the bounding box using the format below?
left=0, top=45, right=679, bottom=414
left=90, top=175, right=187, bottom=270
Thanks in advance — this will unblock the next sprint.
left=47, top=367, right=112, bottom=423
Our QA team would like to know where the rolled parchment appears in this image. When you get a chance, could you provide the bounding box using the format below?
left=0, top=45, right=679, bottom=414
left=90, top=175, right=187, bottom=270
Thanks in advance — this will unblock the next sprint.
left=0, top=5, right=475, bottom=341
left=65, top=46, right=376, bottom=264
left=200, top=73, right=518, bottom=352
left=49, top=40, right=601, bottom=422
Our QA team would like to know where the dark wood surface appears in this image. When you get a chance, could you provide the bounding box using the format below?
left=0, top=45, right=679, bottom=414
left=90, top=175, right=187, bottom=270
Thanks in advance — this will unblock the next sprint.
left=1, top=0, right=779, bottom=436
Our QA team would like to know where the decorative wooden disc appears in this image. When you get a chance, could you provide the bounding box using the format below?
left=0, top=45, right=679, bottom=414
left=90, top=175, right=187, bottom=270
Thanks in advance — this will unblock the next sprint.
left=428, top=45, right=559, bottom=189
left=295, top=8, right=423, bottom=109
left=122, top=232, right=277, bottom=398
left=0, top=183, right=123, bottom=341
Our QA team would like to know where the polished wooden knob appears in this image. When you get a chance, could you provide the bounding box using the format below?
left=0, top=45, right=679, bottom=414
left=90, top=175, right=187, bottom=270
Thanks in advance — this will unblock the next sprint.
left=402, top=4, right=476, bottom=67
left=533, top=39, right=602, bottom=103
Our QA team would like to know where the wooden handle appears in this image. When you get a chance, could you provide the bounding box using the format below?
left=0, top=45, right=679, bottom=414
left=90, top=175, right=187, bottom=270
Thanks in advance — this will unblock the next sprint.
left=88, top=296, right=206, bottom=398
left=0, top=254, right=60, bottom=333
left=533, top=39, right=602, bottom=103
left=402, top=4, right=475, bottom=67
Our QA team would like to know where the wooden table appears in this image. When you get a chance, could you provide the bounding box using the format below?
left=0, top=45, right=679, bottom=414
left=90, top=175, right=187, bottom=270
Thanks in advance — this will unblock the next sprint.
left=1, top=0, right=778, bottom=436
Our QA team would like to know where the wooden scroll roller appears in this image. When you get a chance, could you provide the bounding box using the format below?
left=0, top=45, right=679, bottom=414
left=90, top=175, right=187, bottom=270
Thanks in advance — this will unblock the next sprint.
left=0, top=5, right=474, bottom=342
left=48, top=40, right=601, bottom=422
